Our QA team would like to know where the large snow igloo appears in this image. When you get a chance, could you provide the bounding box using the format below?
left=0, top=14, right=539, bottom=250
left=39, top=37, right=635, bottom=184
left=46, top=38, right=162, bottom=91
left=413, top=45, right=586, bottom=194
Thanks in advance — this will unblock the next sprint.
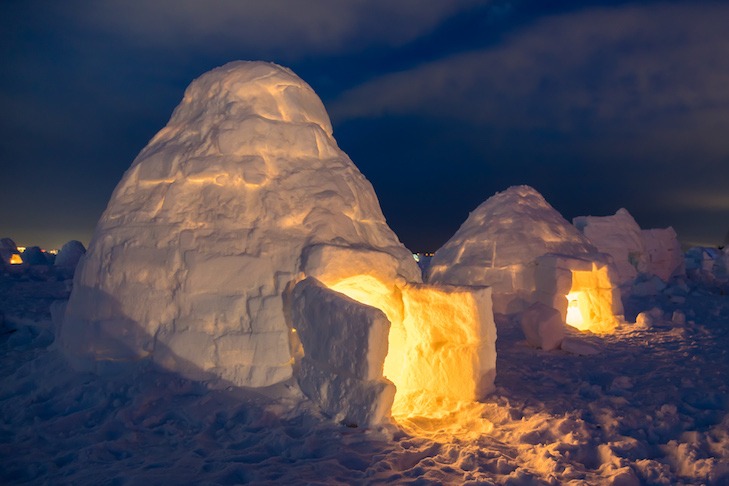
left=428, top=186, right=623, bottom=333
left=58, top=61, right=495, bottom=426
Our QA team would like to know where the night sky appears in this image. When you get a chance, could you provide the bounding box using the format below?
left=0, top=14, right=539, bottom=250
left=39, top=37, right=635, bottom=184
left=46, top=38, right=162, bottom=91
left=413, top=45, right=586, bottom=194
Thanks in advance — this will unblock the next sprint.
left=2, top=1, right=728, bottom=251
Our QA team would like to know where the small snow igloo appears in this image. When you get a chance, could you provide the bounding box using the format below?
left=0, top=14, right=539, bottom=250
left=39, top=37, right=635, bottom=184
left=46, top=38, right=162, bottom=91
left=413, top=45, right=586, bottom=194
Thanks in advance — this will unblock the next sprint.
left=59, top=61, right=495, bottom=426
left=428, top=186, right=623, bottom=333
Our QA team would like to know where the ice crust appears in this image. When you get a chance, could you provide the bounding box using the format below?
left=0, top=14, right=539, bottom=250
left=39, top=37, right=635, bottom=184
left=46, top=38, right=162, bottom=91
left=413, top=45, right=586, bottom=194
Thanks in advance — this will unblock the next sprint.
left=59, top=61, right=421, bottom=388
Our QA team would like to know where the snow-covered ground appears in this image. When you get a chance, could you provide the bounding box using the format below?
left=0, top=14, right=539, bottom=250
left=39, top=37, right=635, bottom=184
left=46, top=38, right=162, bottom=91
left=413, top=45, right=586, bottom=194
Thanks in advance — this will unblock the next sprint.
left=1, top=272, right=728, bottom=485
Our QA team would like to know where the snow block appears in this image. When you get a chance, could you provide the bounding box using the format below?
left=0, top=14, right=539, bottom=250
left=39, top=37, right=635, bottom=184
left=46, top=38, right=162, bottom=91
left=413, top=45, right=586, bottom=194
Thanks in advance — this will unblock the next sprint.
left=574, top=208, right=646, bottom=285
left=297, top=357, right=395, bottom=427
left=291, top=277, right=395, bottom=425
left=291, top=277, right=390, bottom=382
left=518, top=302, right=565, bottom=351
left=54, top=240, right=86, bottom=269
left=399, top=283, right=496, bottom=400
left=641, top=228, right=684, bottom=281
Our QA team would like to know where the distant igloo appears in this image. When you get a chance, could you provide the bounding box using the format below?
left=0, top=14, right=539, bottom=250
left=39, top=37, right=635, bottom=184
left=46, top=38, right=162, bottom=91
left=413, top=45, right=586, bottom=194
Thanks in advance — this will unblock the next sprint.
left=59, top=61, right=495, bottom=426
left=0, top=238, right=22, bottom=266
left=428, top=186, right=623, bottom=333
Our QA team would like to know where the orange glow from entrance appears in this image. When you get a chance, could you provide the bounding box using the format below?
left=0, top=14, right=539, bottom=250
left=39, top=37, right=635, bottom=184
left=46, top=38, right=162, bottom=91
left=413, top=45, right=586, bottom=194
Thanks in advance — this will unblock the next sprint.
left=9, top=254, right=22, bottom=265
left=327, top=276, right=490, bottom=420
left=565, top=292, right=586, bottom=330
left=564, top=266, right=619, bottom=334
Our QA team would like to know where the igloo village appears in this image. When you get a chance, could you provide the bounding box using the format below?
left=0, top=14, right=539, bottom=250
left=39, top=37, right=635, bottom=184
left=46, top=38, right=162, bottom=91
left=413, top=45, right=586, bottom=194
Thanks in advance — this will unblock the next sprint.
left=2, top=62, right=729, bottom=485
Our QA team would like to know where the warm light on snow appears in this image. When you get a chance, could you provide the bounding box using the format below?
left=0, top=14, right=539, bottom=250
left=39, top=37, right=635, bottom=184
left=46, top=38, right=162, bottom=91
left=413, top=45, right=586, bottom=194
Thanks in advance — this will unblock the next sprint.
left=9, top=254, right=22, bottom=265
left=564, top=266, right=620, bottom=333
left=328, top=275, right=493, bottom=420
left=565, top=292, right=586, bottom=330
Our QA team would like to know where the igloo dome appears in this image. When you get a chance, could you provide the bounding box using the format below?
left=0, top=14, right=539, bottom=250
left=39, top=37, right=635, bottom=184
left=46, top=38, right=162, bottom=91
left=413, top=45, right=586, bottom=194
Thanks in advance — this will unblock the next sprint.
left=59, top=62, right=496, bottom=426
left=60, top=62, right=419, bottom=384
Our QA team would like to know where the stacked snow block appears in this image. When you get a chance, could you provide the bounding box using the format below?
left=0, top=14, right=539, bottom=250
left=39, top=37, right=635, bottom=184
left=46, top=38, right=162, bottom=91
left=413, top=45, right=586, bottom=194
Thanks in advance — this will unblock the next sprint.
left=518, top=302, right=565, bottom=351
left=573, top=208, right=646, bottom=285
left=574, top=208, right=685, bottom=285
left=291, top=277, right=395, bottom=426
left=641, top=228, right=684, bottom=281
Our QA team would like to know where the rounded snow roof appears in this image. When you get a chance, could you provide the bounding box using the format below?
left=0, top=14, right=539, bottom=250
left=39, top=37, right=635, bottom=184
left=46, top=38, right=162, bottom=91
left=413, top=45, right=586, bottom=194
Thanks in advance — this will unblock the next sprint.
left=170, top=61, right=333, bottom=136
left=429, top=185, right=597, bottom=281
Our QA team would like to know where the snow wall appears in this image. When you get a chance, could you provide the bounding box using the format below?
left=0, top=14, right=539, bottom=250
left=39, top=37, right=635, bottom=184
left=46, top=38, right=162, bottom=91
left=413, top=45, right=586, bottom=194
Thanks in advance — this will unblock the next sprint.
left=59, top=61, right=495, bottom=425
left=573, top=209, right=685, bottom=285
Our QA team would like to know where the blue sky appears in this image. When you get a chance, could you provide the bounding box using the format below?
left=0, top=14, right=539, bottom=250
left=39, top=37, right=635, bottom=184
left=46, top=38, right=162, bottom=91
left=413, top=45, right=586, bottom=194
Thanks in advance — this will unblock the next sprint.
left=2, top=1, right=728, bottom=250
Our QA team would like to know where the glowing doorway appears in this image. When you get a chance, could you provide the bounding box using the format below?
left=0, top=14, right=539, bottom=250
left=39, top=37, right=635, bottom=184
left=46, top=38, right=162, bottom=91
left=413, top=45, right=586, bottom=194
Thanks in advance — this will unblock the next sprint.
left=564, top=266, right=619, bottom=334
left=327, top=275, right=494, bottom=419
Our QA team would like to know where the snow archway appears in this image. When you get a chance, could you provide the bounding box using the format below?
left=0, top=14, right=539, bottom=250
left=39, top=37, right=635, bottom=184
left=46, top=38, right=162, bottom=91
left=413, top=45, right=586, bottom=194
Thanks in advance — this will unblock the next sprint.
left=536, top=255, right=622, bottom=334
left=292, top=245, right=496, bottom=426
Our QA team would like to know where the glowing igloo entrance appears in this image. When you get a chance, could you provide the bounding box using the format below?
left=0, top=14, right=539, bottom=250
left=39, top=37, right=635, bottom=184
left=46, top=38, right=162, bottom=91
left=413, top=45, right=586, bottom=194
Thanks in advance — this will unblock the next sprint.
left=536, top=255, right=623, bottom=334
left=291, top=246, right=496, bottom=426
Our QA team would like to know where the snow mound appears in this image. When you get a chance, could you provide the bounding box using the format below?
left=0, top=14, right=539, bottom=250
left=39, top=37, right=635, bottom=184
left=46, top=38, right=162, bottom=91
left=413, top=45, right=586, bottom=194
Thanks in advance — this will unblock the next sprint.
left=518, top=302, right=565, bottom=351
left=54, top=240, right=86, bottom=270
left=59, top=61, right=421, bottom=388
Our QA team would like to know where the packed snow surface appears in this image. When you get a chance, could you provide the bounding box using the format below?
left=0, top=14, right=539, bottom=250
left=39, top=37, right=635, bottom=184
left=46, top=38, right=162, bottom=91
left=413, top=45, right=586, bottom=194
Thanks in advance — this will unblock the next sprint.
left=58, top=61, right=421, bottom=388
left=2, top=267, right=728, bottom=484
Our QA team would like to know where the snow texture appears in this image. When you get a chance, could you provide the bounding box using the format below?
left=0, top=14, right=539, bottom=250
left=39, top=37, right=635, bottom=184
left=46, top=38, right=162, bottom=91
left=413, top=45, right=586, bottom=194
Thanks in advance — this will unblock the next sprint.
left=59, top=61, right=421, bottom=388
left=641, top=228, right=684, bottom=282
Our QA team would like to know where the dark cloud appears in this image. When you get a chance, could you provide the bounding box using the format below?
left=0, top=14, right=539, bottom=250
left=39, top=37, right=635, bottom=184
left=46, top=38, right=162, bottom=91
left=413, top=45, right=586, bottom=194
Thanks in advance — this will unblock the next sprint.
left=1, top=1, right=727, bottom=249
left=331, top=3, right=729, bottom=247
left=67, top=0, right=485, bottom=60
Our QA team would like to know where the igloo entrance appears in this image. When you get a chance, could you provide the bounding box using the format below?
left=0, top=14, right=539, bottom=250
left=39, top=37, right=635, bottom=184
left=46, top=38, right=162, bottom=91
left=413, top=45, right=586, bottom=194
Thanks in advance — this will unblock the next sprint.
left=292, top=245, right=496, bottom=426
left=536, top=255, right=623, bottom=334
left=328, top=275, right=493, bottom=418
left=565, top=268, right=619, bottom=332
